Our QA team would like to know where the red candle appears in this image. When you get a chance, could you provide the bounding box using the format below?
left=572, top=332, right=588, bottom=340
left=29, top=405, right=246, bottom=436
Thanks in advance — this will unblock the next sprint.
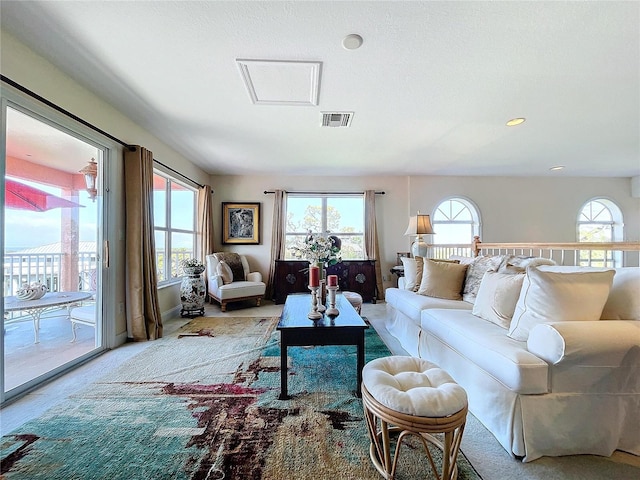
left=327, top=274, right=338, bottom=287
left=309, top=266, right=320, bottom=287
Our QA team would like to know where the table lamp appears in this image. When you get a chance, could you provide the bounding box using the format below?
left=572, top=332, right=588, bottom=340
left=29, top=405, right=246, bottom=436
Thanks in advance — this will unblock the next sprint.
left=404, top=213, right=435, bottom=257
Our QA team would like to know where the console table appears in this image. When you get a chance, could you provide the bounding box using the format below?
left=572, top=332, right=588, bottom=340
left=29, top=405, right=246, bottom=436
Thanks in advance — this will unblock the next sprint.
left=273, top=260, right=377, bottom=304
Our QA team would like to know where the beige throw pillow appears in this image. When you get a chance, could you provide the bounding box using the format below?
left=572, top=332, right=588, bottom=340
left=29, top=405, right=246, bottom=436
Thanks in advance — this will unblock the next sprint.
left=508, top=266, right=615, bottom=341
left=413, top=256, right=424, bottom=292
left=472, top=271, right=525, bottom=329
left=400, top=257, right=418, bottom=290
left=417, top=260, right=468, bottom=300
left=216, top=260, right=234, bottom=284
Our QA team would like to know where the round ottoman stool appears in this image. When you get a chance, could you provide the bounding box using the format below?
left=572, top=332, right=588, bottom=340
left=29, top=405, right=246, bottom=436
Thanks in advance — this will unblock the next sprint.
left=342, top=291, right=363, bottom=314
left=361, top=356, right=468, bottom=480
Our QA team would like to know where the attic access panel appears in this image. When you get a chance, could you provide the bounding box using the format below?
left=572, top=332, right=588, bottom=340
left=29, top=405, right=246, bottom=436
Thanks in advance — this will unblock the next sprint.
left=236, top=59, right=322, bottom=106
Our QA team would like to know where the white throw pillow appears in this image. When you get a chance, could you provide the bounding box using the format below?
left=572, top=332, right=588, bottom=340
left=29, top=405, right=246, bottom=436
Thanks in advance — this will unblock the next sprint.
left=600, top=267, right=640, bottom=320
left=400, top=257, right=418, bottom=290
left=508, top=266, right=615, bottom=341
left=472, top=271, right=525, bottom=329
left=216, top=260, right=233, bottom=284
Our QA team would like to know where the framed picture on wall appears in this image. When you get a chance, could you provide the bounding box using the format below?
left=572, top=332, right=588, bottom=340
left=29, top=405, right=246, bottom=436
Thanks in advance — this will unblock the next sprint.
left=222, top=202, right=261, bottom=244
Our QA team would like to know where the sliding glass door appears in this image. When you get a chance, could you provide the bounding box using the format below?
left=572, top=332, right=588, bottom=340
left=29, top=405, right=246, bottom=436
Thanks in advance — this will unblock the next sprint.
left=1, top=101, right=107, bottom=402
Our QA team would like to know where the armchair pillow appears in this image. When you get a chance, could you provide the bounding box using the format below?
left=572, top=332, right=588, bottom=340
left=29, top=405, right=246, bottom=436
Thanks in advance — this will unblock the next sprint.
left=508, top=266, right=615, bottom=341
left=216, top=261, right=233, bottom=284
left=213, top=252, right=245, bottom=281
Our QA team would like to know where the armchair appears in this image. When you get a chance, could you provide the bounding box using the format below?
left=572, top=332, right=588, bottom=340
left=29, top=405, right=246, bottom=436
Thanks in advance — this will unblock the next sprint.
left=206, top=253, right=266, bottom=312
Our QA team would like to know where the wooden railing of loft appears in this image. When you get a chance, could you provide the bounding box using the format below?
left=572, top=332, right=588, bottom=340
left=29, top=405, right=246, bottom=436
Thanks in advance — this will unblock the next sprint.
left=424, top=237, right=640, bottom=267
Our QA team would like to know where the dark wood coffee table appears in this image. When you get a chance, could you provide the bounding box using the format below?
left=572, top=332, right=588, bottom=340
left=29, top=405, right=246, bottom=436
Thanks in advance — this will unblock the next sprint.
left=277, top=293, right=369, bottom=400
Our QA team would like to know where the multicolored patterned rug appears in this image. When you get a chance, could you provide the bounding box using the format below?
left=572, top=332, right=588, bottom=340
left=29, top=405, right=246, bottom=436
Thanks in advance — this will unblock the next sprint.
left=1, top=316, right=482, bottom=479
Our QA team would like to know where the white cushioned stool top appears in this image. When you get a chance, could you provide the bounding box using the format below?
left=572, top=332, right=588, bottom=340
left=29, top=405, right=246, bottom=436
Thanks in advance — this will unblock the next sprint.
left=363, top=356, right=468, bottom=417
left=342, top=291, right=363, bottom=303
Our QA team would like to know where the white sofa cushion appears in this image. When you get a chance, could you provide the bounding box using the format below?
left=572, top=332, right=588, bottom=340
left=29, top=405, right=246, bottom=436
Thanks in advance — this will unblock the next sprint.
left=472, top=271, right=525, bottom=329
left=216, top=281, right=265, bottom=300
left=385, top=288, right=472, bottom=327
left=601, top=267, right=640, bottom=320
left=508, top=266, right=615, bottom=341
left=421, top=308, right=549, bottom=394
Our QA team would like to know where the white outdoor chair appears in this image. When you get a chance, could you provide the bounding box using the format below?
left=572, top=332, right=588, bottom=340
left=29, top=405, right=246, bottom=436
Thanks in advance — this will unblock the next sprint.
left=69, top=305, right=96, bottom=342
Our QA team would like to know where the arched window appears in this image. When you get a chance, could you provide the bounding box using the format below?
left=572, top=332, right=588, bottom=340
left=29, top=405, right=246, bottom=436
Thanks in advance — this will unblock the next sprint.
left=432, top=197, right=480, bottom=244
left=577, top=198, right=623, bottom=267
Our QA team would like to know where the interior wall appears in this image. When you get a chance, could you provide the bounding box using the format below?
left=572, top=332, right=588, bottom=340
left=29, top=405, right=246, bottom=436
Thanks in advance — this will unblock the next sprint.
left=212, top=174, right=640, bottom=294
left=1, top=31, right=210, bottom=334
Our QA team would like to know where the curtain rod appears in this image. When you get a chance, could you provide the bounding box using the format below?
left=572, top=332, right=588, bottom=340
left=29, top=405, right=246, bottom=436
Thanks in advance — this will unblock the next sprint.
left=2, top=75, right=205, bottom=189
left=153, top=159, right=204, bottom=189
left=264, top=190, right=385, bottom=195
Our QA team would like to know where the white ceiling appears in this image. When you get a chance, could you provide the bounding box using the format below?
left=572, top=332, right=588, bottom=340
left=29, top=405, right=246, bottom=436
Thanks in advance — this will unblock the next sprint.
left=2, top=1, right=639, bottom=178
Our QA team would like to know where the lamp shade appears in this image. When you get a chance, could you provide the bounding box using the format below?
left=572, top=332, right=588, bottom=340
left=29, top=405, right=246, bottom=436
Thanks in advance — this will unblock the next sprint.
left=404, top=214, right=435, bottom=235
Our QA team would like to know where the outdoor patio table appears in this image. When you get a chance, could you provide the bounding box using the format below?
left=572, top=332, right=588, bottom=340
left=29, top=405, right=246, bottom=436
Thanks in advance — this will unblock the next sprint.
left=4, top=291, right=93, bottom=344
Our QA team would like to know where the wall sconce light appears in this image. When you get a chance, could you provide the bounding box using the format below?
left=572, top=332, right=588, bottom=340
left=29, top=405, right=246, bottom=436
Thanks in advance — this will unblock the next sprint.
left=404, top=212, right=435, bottom=257
left=80, top=158, right=98, bottom=201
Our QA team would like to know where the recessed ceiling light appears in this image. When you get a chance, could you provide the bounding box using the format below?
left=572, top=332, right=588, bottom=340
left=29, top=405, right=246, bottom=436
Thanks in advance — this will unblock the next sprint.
left=549, top=165, right=565, bottom=171
left=342, top=34, right=363, bottom=50
left=506, top=117, right=526, bottom=127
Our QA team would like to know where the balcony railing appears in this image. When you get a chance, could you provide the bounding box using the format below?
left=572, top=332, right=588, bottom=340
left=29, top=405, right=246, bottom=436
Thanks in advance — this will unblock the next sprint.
left=425, top=239, right=640, bottom=267
left=3, top=252, right=97, bottom=297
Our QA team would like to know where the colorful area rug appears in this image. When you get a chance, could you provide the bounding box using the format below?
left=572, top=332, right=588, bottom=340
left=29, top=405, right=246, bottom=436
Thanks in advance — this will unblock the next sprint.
left=1, top=316, right=482, bottom=479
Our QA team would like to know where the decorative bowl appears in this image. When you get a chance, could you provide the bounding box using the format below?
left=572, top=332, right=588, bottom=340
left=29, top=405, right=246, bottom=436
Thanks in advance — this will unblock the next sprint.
left=16, top=282, right=48, bottom=301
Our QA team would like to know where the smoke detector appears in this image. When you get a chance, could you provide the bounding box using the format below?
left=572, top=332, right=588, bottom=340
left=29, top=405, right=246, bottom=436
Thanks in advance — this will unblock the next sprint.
left=321, top=112, right=354, bottom=128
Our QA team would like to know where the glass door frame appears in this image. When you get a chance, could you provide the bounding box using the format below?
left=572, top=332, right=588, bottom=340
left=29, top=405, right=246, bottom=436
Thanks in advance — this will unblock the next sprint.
left=1, top=83, right=120, bottom=404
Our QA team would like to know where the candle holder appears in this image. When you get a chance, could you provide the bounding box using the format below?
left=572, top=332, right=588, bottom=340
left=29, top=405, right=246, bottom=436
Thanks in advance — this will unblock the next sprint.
left=308, top=285, right=323, bottom=320
left=326, top=285, right=339, bottom=317
left=317, top=281, right=326, bottom=313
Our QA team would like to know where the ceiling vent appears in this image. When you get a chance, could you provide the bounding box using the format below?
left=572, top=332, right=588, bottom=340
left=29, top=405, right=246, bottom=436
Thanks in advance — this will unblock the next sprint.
left=321, top=112, right=353, bottom=128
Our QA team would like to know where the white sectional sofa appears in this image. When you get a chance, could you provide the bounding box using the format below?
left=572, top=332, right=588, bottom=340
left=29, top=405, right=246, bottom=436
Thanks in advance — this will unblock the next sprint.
left=385, top=255, right=640, bottom=462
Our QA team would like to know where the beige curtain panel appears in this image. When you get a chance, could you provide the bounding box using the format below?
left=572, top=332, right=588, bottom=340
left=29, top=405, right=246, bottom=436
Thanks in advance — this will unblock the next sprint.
left=124, top=146, right=162, bottom=341
left=198, top=184, right=215, bottom=296
left=364, top=190, right=385, bottom=301
left=266, top=190, right=286, bottom=299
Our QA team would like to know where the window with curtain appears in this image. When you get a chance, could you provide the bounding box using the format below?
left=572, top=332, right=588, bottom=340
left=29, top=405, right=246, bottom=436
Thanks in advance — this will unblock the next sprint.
left=284, top=195, right=365, bottom=260
left=577, top=198, right=623, bottom=267
left=432, top=197, right=480, bottom=243
left=153, top=171, right=197, bottom=283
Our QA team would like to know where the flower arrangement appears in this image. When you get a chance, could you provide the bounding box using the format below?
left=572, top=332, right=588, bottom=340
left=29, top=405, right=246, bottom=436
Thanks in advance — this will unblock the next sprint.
left=291, top=233, right=342, bottom=267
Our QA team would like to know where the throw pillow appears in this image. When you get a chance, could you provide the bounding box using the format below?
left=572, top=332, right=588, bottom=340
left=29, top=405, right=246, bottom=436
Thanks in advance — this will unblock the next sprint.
left=216, top=261, right=233, bottom=285
left=413, top=256, right=424, bottom=292
left=472, top=271, right=525, bottom=329
left=462, top=255, right=506, bottom=303
left=600, top=267, right=640, bottom=320
left=508, top=266, right=615, bottom=341
left=400, top=257, right=418, bottom=290
left=213, top=252, right=245, bottom=281
left=417, top=260, right=468, bottom=300
left=500, top=256, right=557, bottom=273
left=449, top=255, right=475, bottom=265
